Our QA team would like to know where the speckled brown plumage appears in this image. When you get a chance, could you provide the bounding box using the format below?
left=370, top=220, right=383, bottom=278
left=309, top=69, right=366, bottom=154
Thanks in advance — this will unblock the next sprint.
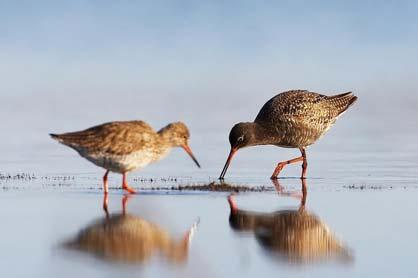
left=51, top=121, right=187, bottom=156
left=229, top=209, right=351, bottom=264
left=255, top=90, right=358, bottom=147
left=50, top=121, right=200, bottom=193
left=65, top=213, right=194, bottom=263
left=65, top=196, right=198, bottom=264
left=219, top=90, right=358, bottom=179
left=228, top=193, right=352, bottom=264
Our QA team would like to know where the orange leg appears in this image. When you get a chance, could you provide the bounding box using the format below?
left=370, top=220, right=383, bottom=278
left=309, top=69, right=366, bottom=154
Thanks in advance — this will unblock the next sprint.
left=103, top=192, right=109, bottom=219
left=122, top=173, right=136, bottom=194
left=301, top=148, right=308, bottom=179
left=271, top=179, right=308, bottom=212
left=271, top=179, right=303, bottom=199
left=270, top=147, right=308, bottom=179
left=103, top=170, right=109, bottom=193
left=299, top=178, right=307, bottom=211
left=228, top=194, right=238, bottom=214
left=122, top=194, right=132, bottom=215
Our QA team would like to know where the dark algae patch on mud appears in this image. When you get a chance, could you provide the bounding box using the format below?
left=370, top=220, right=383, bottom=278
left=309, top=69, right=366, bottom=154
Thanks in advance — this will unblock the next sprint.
left=142, top=182, right=273, bottom=192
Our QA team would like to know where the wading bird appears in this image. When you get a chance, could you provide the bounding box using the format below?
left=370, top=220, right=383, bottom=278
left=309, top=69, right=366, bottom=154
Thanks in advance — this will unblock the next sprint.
left=228, top=179, right=352, bottom=264
left=65, top=195, right=199, bottom=264
left=219, top=90, right=357, bottom=179
left=51, top=121, right=200, bottom=193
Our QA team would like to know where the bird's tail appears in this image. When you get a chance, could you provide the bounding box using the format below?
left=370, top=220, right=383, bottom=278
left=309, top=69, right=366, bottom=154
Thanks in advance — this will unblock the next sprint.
left=326, top=92, right=358, bottom=116
left=49, top=133, right=64, bottom=143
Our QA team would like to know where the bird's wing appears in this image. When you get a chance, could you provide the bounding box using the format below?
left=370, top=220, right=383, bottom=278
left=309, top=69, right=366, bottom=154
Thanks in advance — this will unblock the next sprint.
left=323, top=91, right=358, bottom=117
left=51, top=121, right=156, bottom=155
left=255, top=90, right=356, bottom=132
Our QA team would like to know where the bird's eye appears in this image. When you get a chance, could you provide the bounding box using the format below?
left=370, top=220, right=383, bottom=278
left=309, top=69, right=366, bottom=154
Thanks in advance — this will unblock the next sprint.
left=237, top=135, right=244, bottom=142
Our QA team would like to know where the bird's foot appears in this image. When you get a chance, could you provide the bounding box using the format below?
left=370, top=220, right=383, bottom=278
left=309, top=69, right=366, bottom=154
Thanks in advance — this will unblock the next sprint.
left=271, top=162, right=285, bottom=179
left=122, top=184, right=136, bottom=194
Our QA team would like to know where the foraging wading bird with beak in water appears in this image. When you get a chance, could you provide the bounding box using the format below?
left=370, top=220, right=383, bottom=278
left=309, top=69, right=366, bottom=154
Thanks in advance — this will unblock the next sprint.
left=228, top=179, right=353, bottom=264
left=219, top=90, right=357, bottom=180
left=50, top=121, right=200, bottom=193
left=65, top=195, right=199, bottom=264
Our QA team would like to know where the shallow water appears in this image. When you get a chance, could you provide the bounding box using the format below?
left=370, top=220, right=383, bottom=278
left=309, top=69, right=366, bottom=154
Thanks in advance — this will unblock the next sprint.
left=1, top=91, right=418, bottom=277
left=1, top=179, right=418, bottom=278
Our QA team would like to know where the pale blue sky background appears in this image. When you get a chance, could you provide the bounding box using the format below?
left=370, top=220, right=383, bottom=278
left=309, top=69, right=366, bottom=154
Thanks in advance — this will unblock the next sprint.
left=1, top=0, right=417, bottom=97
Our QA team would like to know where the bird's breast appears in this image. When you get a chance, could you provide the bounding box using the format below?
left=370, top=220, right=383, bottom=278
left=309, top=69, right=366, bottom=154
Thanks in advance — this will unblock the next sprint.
left=79, top=149, right=162, bottom=173
left=271, top=118, right=333, bottom=147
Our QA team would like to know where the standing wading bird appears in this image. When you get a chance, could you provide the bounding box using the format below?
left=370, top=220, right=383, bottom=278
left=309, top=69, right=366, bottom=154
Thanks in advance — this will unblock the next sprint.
left=64, top=195, right=199, bottom=264
left=50, top=121, right=200, bottom=193
left=227, top=179, right=353, bottom=264
left=219, top=90, right=357, bottom=179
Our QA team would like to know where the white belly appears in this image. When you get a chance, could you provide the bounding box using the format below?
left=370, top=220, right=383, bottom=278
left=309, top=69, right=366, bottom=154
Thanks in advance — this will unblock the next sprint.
left=78, top=149, right=170, bottom=173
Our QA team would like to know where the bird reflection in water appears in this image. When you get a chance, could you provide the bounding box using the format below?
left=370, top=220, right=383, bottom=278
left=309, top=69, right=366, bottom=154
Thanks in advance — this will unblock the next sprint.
left=64, top=194, right=199, bottom=264
left=228, top=179, right=353, bottom=264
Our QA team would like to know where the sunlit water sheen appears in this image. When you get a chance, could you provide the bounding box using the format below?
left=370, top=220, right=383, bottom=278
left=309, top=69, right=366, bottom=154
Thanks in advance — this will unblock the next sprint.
left=1, top=92, right=418, bottom=277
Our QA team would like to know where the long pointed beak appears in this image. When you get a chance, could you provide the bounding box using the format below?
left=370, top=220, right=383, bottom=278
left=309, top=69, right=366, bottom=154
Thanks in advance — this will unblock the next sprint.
left=182, top=144, right=201, bottom=168
left=219, top=147, right=238, bottom=180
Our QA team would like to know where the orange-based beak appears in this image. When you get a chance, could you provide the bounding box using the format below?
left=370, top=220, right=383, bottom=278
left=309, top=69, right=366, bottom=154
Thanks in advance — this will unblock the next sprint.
left=219, top=147, right=238, bottom=179
left=182, top=144, right=201, bottom=168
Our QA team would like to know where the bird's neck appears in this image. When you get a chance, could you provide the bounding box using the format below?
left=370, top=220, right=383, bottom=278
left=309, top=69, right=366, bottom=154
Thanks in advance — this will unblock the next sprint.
left=142, top=130, right=172, bottom=161
left=249, top=123, right=281, bottom=146
left=157, top=129, right=176, bottom=148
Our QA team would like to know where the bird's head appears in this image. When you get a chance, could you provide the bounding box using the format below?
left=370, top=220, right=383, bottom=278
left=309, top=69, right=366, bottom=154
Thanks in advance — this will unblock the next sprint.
left=219, top=122, right=257, bottom=179
left=159, top=122, right=200, bottom=168
left=160, top=122, right=190, bottom=146
left=228, top=122, right=257, bottom=149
